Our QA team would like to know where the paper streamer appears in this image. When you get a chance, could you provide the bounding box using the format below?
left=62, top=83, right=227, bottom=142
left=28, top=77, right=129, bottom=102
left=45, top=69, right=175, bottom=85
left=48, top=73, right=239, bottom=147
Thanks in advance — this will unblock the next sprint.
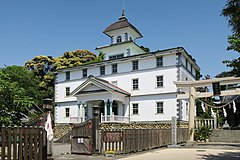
left=223, top=107, right=227, bottom=117
left=211, top=108, right=216, bottom=118
left=233, top=100, right=236, bottom=113
left=201, top=102, right=206, bottom=112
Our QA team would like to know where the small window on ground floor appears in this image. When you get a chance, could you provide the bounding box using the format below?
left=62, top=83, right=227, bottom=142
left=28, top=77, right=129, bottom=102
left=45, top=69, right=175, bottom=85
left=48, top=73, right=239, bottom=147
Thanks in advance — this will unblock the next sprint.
left=132, top=103, right=139, bottom=115
left=65, top=108, right=70, bottom=117
left=156, top=102, right=164, bottom=114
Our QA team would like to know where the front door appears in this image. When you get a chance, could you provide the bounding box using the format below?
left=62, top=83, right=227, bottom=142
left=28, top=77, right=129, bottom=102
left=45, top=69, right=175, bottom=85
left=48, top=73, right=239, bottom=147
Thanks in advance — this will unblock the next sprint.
left=113, top=101, right=118, bottom=115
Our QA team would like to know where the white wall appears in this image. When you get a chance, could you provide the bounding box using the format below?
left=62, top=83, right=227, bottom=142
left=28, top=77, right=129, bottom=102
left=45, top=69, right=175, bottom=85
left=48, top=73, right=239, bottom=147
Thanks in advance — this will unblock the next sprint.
left=55, top=102, right=78, bottom=124
left=130, top=94, right=177, bottom=122
left=55, top=51, right=198, bottom=123
left=55, top=53, right=179, bottom=122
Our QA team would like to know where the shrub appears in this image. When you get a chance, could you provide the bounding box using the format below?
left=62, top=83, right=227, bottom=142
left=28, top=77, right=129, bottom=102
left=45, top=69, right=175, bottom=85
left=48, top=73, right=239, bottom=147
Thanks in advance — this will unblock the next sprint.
left=194, top=126, right=211, bottom=141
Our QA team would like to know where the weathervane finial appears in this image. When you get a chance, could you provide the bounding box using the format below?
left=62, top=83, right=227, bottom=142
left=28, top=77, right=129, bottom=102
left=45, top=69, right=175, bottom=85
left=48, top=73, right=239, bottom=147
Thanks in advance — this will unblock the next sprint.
left=122, top=0, right=125, bottom=17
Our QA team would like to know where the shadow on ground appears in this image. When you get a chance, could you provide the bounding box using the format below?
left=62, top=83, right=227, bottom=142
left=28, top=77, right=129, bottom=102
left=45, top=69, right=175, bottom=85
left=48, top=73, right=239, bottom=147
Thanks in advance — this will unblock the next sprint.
left=199, top=151, right=240, bottom=160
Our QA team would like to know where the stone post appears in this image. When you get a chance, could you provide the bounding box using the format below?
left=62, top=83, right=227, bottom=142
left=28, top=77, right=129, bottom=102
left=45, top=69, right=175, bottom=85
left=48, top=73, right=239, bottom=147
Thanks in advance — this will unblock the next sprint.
left=187, top=87, right=196, bottom=146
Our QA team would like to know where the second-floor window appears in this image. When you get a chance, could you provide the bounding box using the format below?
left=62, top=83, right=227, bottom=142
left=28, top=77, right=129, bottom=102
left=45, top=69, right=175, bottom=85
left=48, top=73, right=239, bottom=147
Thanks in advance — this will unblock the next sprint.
left=65, top=87, right=70, bottom=96
left=66, top=71, right=70, bottom=81
left=112, top=64, right=118, bottom=73
left=156, top=75, right=163, bottom=88
left=132, top=60, right=139, bottom=71
left=156, top=57, right=163, bottom=67
left=132, top=78, right=139, bottom=90
left=117, top=36, right=122, bottom=43
left=100, top=66, right=105, bottom=75
left=82, top=69, right=87, bottom=78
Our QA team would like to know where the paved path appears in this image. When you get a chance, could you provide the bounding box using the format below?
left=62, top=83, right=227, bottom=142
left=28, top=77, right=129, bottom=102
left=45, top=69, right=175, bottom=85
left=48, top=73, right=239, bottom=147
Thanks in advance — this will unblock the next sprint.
left=51, top=143, right=240, bottom=160
left=119, top=148, right=240, bottom=160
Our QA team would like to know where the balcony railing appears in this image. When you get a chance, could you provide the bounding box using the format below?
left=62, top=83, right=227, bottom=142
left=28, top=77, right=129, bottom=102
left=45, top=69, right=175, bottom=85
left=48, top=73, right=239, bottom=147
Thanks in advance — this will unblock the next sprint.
left=101, top=114, right=130, bottom=124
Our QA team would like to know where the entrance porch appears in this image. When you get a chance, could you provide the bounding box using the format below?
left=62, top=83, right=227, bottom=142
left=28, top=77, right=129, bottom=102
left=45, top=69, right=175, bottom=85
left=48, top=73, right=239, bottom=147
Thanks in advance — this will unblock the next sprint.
left=69, top=76, right=131, bottom=124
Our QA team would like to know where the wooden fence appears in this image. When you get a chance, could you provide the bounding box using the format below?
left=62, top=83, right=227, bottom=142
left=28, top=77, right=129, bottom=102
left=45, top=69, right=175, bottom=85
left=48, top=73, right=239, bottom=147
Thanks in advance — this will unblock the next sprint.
left=0, top=126, right=47, bottom=160
left=101, top=128, right=188, bottom=154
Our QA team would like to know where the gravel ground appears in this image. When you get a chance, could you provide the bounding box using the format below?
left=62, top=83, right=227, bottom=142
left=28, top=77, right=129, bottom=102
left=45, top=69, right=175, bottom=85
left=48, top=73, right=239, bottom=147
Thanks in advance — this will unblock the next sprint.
left=52, top=143, right=71, bottom=156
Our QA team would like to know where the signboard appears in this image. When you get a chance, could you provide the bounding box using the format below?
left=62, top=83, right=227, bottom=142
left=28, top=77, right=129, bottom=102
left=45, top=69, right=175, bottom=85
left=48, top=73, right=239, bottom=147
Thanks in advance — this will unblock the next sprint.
left=212, top=82, right=221, bottom=96
left=103, top=131, right=123, bottom=142
left=172, top=116, right=177, bottom=145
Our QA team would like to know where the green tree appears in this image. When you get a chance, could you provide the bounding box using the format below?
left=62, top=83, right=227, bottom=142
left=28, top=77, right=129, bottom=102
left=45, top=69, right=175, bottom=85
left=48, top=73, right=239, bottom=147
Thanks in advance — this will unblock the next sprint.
left=25, top=49, right=97, bottom=101
left=0, top=67, right=36, bottom=126
left=140, top=46, right=150, bottom=52
left=54, top=49, right=96, bottom=69
left=219, top=0, right=240, bottom=77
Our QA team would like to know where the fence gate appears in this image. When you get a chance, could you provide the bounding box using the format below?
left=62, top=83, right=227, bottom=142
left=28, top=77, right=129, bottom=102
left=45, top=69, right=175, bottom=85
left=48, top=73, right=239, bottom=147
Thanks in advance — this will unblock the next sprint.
left=71, top=120, right=93, bottom=155
left=0, top=126, right=47, bottom=160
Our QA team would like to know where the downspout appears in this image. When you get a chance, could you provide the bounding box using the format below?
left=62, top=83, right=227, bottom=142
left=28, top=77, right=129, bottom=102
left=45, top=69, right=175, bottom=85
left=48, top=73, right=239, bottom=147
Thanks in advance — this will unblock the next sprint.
left=128, top=95, right=131, bottom=123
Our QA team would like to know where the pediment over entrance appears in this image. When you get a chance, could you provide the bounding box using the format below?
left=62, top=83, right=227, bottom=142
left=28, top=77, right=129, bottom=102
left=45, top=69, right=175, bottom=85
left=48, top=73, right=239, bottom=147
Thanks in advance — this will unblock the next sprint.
left=70, top=75, right=130, bottom=97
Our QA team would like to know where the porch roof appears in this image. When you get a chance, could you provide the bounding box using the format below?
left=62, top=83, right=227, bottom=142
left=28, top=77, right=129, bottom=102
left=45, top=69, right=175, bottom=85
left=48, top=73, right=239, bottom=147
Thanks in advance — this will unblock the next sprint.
left=70, top=75, right=131, bottom=97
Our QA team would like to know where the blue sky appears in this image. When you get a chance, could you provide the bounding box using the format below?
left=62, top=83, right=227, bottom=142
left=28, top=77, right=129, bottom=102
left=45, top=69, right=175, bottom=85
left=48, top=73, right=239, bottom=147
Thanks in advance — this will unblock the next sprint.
left=0, top=0, right=238, bottom=77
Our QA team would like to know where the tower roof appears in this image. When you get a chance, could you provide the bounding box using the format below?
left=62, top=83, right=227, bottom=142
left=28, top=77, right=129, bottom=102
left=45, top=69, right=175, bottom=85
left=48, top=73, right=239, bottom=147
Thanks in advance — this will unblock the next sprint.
left=103, top=16, right=143, bottom=38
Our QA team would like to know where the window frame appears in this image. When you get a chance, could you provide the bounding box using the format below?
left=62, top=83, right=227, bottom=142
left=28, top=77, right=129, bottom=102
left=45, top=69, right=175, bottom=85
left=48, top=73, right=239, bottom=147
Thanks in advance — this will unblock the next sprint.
left=132, top=60, right=139, bottom=71
left=124, top=32, right=128, bottom=41
left=156, top=102, right=164, bottom=114
left=65, top=108, right=70, bottom=117
left=100, top=66, right=105, bottom=75
left=186, top=102, right=189, bottom=115
left=66, top=71, right=70, bottom=81
left=156, top=75, right=164, bottom=88
left=109, top=54, right=124, bottom=60
left=132, top=103, right=139, bottom=115
left=82, top=69, right=87, bottom=78
left=112, top=64, right=118, bottom=74
left=117, top=36, right=122, bottom=43
left=132, top=78, right=139, bottom=90
left=65, top=87, right=70, bottom=96
left=156, top=57, right=163, bottom=67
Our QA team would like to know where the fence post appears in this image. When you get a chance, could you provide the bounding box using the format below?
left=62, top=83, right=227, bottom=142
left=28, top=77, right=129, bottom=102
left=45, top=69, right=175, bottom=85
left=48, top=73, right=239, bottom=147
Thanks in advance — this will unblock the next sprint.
left=214, top=116, right=217, bottom=129
left=92, top=105, right=100, bottom=154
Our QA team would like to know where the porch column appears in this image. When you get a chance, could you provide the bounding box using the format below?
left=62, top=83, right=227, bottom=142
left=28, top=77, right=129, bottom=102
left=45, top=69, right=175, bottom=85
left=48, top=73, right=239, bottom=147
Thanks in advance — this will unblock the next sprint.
left=77, top=101, right=81, bottom=118
left=104, top=101, right=108, bottom=122
left=110, top=100, right=113, bottom=116
left=104, top=101, right=107, bottom=116
left=82, top=103, right=86, bottom=122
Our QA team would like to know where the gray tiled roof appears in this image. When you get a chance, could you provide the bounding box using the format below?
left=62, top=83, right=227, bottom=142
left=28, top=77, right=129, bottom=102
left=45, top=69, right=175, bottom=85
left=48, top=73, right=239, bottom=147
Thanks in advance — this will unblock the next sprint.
left=103, top=16, right=143, bottom=38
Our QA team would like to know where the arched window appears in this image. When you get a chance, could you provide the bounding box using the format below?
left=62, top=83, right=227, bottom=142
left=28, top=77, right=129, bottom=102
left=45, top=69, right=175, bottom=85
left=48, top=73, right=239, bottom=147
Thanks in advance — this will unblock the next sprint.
left=117, top=36, right=122, bottom=43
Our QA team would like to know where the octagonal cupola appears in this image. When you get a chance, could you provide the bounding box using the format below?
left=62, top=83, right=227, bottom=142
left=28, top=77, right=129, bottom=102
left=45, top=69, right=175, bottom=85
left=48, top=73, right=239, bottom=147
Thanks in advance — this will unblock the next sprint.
left=96, top=9, right=145, bottom=60
left=103, top=9, right=143, bottom=44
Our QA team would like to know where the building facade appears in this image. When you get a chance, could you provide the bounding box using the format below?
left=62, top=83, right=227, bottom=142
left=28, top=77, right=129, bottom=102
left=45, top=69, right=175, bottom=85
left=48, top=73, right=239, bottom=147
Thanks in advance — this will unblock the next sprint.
left=54, top=12, right=200, bottom=124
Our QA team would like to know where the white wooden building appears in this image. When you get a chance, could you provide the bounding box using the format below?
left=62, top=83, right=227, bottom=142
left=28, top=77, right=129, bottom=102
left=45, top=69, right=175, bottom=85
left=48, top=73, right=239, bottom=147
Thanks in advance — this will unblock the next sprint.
left=54, top=12, right=200, bottom=124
